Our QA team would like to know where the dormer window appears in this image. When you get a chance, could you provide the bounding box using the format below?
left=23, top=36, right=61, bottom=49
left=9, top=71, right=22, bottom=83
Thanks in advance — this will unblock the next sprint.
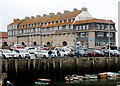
left=58, top=21, right=60, bottom=23
left=96, top=24, right=100, bottom=29
left=66, top=20, right=69, bottom=22
left=54, top=21, right=56, bottom=24
left=86, top=25, right=89, bottom=29
left=110, top=25, right=114, bottom=30
left=83, top=25, right=85, bottom=30
left=50, top=22, right=52, bottom=24
left=71, top=19, right=73, bottom=22
left=101, top=25, right=104, bottom=29
left=79, top=26, right=82, bottom=30
left=62, top=20, right=64, bottom=23
left=76, top=26, right=79, bottom=30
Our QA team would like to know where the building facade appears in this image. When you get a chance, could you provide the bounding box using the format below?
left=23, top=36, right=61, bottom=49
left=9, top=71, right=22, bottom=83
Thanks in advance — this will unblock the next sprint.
left=0, top=32, right=8, bottom=48
left=7, top=7, right=116, bottom=49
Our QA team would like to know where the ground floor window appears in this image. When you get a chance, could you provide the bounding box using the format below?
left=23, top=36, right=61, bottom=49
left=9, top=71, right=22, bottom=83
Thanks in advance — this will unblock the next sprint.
left=62, top=41, right=67, bottom=46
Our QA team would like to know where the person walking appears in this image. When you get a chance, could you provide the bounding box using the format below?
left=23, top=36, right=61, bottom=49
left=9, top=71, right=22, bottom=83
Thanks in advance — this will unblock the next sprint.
left=48, top=50, right=52, bottom=58
left=57, top=50, right=61, bottom=57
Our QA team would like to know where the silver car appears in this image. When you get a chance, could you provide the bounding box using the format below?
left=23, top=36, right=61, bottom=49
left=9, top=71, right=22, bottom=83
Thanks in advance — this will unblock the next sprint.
left=0, top=49, right=14, bottom=59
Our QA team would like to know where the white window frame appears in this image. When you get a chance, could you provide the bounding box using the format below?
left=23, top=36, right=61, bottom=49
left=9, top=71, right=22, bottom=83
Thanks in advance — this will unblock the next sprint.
left=81, top=33, right=86, bottom=37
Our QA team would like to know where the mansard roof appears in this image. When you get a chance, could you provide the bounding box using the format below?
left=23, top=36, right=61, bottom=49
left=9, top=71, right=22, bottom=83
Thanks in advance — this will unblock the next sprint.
left=74, top=19, right=115, bottom=25
left=19, top=10, right=81, bottom=26
left=8, top=19, right=25, bottom=26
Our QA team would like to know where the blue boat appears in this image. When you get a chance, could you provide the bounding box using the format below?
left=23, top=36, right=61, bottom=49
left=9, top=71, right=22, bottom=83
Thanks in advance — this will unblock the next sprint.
left=35, top=81, right=49, bottom=85
left=35, top=78, right=51, bottom=85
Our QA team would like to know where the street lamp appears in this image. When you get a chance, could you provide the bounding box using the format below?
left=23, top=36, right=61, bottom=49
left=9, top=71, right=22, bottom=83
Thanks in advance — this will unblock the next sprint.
left=108, top=20, right=111, bottom=57
left=105, top=17, right=111, bottom=57
left=40, top=28, right=42, bottom=46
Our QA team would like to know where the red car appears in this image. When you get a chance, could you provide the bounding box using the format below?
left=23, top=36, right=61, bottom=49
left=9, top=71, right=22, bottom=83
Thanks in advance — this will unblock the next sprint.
left=87, top=49, right=99, bottom=57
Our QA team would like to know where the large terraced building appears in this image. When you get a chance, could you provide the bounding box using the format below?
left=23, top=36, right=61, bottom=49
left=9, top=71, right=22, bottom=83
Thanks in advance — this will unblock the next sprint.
left=7, top=7, right=116, bottom=49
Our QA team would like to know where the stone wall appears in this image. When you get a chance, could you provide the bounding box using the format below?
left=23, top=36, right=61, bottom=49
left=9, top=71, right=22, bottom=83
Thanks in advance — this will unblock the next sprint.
left=1, top=57, right=120, bottom=85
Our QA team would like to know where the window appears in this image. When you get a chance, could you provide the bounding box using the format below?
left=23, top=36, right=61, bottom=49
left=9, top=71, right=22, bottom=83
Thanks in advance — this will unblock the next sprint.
left=76, top=26, right=79, bottom=30
left=97, top=32, right=104, bottom=37
left=101, top=25, right=104, bottom=29
left=110, top=25, right=114, bottom=30
left=66, top=25, right=69, bottom=29
left=86, top=25, right=89, bottom=29
left=79, top=26, right=82, bottom=30
left=95, top=42, right=100, bottom=46
left=81, top=33, right=86, bottom=37
left=86, top=32, right=88, bottom=37
left=83, top=25, right=85, bottom=30
left=96, top=24, right=100, bottom=29
left=76, top=33, right=80, bottom=37
left=62, top=25, right=66, bottom=29
left=107, top=32, right=113, bottom=37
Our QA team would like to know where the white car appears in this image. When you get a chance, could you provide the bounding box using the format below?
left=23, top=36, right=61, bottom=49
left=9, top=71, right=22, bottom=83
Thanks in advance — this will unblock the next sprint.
left=24, top=47, right=36, bottom=54
left=0, top=49, right=14, bottom=59
left=34, top=50, right=56, bottom=58
left=12, top=49, right=31, bottom=59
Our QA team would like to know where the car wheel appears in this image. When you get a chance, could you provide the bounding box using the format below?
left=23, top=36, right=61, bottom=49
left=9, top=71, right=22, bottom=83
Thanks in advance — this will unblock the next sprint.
left=43, top=55, right=46, bottom=58
left=18, top=55, right=22, bottom=59
left=2, top=55, right=6, bottom=59
left=35, top=54, right=38, bottom=58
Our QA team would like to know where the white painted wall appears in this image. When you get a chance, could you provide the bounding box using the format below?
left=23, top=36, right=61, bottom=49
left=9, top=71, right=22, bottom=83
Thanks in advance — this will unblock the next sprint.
left=75, top=11, right=93, bottom=21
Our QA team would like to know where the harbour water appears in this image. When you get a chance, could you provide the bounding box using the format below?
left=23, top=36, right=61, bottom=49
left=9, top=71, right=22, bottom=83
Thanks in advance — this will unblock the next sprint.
left=15, top=78, right=120, bottom=86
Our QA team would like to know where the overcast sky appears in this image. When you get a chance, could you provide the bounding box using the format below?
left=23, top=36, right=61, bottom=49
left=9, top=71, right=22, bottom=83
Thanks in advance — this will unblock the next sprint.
left=0, top=0, right=119, bottom=32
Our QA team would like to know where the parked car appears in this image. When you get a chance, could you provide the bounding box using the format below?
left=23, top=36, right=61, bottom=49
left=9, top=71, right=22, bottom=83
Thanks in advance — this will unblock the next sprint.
left=34, top=50, right=56, bottom=58
left=87, top=49, right=99, bottom=57
left=33, top=46, right=44, bottom=50
left=0, top=49, right=14, bottom=59
left=12, top=49, right=31, bottom=59
left=25, top=47, right=36, bottom=54
left=10, top=44, right=25, bottom=49
left=94, top=50, right=105, bottom=57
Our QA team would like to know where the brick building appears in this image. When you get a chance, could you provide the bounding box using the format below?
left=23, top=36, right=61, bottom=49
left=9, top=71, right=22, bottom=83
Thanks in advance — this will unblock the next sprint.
left=7, top=7, right=116, bottom=49
left=0, top=32, right=8, bottom=48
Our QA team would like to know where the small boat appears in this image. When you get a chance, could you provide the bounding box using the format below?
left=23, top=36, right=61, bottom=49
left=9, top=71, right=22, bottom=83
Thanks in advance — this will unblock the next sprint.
left=35, top=81, right=49, bottom=85
left=99, top=72, right=120, bottom=79
left=65, top=75, right=73, bottom=81
left=106, top=72, right=120, bottom=78
left=85, top=74, right=98, bottom=79
left=82, top=76, right=90, bottom=80
left=35, top=78, right=51, bottom=85
left=72, top=74, right=80, bottom=80
left=98, top=73, right=107, bottom=79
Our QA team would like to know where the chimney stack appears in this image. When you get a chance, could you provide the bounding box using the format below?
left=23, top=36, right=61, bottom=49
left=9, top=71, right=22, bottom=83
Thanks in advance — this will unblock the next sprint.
left=82, top=7, right=87, bottom=11
left=49, top=13, right=54, bottom=16
left=43, top=14, right=47, bottom=16
left=25, top=17, right=30, bottom=20
left=36, top=15, right=41, bottom=18
left=73, top=8, right=78, bottom=12
left=31, top=16, right=35, bottom=19
left=64, top=10, right=70, bottom=13
left=57, top=12, right=62, bottom=15
left=13, top=18, right=19, bottom=22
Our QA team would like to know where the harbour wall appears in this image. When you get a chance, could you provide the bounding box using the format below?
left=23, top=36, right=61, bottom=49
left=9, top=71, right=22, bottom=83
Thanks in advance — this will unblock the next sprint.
left=1, top=57, right=120, bottom=85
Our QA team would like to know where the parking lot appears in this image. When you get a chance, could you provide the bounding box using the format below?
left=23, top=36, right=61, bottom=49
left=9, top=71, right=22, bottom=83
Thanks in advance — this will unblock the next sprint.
left=0, top=44, right=120, bottom=59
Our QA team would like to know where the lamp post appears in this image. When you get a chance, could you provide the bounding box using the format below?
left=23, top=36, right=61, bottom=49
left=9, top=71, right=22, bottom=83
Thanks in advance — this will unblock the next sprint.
left=108, top=20, right=111, bottom=57
left=40, top=28, right=42, bottom=46
left=105, top=17, right=111, bottom=57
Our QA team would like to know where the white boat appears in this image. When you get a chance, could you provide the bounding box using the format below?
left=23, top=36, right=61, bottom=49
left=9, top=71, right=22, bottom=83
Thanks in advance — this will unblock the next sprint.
left=65, top=75, right=73, bottom=81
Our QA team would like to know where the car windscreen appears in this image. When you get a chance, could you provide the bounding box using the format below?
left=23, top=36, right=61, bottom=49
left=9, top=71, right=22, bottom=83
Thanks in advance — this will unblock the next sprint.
left=18, top=50, right=27, bottom=53
left=2, top=50, right=11, bottom=53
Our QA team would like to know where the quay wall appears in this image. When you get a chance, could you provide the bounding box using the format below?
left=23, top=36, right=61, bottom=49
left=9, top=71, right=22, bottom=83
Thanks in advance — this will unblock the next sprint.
left=1, top=57, right=120, bottom=84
